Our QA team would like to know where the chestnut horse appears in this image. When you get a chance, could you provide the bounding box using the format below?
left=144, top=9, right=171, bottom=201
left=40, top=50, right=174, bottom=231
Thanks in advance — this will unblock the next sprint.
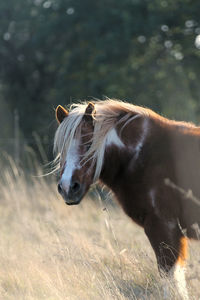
left=54, top=99, right=200, bottom=299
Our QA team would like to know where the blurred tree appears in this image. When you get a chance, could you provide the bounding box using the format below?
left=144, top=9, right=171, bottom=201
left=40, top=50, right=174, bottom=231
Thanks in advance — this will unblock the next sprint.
left=0, top=0, right=200, bottom=158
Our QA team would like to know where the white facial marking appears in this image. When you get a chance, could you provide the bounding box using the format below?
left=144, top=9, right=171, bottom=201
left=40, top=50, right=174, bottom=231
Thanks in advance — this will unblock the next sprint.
left=60, top=139, right=80, bottom=193
left=105, top=128, right=124, bottom=148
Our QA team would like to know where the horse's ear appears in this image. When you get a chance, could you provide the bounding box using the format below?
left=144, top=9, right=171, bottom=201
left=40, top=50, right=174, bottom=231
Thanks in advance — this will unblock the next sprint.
left=56, top=105, right=68, bottom=123
left=84, top=102, right=96, bottom=123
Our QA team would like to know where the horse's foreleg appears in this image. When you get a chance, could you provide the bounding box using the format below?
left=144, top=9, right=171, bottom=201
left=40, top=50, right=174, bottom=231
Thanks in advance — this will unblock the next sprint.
left=144, top=216, right=188, bottom=299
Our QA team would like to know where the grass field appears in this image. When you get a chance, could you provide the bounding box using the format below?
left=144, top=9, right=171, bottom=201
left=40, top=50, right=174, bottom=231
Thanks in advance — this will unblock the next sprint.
left=0, top=162, right=199, bottom=300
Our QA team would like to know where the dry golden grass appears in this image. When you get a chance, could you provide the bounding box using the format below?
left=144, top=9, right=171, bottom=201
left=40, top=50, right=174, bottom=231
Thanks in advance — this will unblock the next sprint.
left=0, top=162, right=199, bottom=300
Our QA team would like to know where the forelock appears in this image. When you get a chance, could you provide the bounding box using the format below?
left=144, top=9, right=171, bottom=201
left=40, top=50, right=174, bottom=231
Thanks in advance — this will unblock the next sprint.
left=53, top=99, right=149, bottom=179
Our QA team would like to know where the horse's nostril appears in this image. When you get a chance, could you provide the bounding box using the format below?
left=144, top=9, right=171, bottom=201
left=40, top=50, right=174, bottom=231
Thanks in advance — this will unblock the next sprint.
left=71, top=181, right=80, bottom=193
left=58, top=183, right=62, bottom=194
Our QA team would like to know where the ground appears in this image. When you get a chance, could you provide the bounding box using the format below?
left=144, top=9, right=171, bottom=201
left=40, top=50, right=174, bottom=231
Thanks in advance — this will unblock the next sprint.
left=0, top=164, right=199, bottom=300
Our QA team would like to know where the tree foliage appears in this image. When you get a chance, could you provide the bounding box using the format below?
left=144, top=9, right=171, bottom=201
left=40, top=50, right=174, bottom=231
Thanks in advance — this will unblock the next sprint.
left=0, top=0, right=200, bottom=156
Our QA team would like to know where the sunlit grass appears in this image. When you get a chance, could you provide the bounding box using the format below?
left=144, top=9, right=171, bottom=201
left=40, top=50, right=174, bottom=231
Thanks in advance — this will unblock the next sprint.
left=0, top=160, right=199, bottom=299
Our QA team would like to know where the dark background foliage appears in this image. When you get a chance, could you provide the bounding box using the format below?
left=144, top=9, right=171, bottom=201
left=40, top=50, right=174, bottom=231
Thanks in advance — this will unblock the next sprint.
left=0, top=0, right=200, bottom=162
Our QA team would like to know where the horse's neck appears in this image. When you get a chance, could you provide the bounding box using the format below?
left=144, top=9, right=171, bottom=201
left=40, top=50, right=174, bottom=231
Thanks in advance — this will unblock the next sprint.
left=100, top=119, right=200, bottom=197
left=99, top=117, right=149, bottom=186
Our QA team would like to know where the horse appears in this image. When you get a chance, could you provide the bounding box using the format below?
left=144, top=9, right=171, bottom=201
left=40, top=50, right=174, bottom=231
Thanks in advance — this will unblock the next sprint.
left=53, top=99, right=200, bottom=299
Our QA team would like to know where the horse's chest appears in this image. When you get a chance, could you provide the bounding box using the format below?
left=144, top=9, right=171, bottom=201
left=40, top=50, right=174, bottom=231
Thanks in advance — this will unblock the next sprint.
left=118, top=190, right=149, bottom=226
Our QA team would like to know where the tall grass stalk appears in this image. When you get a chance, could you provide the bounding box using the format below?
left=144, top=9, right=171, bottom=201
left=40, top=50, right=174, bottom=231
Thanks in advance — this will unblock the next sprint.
left=0, top=158, right=199, bottom=299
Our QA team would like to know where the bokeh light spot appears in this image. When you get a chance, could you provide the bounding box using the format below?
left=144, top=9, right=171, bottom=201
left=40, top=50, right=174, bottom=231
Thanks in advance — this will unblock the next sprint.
left=195, top=35, right=200, bottom=49
left=66, top=8, right=75, bottom=15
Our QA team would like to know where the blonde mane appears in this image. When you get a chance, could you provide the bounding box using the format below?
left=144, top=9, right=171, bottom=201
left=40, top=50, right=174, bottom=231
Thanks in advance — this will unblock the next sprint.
left=53, top=98, right=197, bottom=180
left=53, top=99, right=154, bottom=180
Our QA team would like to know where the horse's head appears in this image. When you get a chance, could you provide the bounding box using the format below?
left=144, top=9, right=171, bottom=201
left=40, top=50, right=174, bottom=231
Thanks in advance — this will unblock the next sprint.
left=55, top=102, right=96, bottom=205
left=54, top=99, right=147, bottom=205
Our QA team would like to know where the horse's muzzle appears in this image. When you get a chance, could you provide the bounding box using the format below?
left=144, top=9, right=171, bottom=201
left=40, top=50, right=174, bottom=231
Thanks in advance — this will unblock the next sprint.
left=57, top=181, right=84, bottom=205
